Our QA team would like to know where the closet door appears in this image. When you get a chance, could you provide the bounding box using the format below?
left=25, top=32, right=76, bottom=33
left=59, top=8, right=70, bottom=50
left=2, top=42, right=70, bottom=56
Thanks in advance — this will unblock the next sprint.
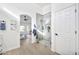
left=54, top=5, right=76, bottom=55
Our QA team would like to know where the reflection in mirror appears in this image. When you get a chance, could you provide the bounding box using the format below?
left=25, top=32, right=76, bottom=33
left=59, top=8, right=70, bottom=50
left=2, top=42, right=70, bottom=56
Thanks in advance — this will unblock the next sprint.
left=36, top=12, right=51, bottom=48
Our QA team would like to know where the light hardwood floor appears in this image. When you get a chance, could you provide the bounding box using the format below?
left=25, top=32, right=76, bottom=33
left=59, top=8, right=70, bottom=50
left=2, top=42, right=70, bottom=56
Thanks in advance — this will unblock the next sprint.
left=4, top=39, right=58, bottom=55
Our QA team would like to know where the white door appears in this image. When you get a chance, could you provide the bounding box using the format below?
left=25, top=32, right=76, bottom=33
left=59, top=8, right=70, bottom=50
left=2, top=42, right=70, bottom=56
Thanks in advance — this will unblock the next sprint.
left=54, top=5, right=76, bottom=55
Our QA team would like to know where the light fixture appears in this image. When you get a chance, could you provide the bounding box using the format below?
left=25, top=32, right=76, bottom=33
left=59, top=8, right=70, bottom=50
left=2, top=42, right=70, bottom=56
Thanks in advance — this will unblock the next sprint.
left=24, top=16, right=28, bottom=21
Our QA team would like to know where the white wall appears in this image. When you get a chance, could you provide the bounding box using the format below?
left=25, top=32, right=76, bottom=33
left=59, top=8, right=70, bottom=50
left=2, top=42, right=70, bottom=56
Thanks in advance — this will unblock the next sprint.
left=0, top=8, right=20, bottom=52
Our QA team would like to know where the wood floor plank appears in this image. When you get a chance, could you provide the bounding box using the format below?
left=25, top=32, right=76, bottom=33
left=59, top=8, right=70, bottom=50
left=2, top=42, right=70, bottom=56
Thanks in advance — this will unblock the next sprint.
left=4, top=39, right=58, bottom=55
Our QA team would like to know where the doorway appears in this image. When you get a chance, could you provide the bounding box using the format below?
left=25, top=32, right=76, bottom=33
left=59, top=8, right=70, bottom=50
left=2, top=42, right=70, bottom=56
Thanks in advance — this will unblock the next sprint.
left=36, top=12, right=51, bottom=48
left=20, top=15, right=32, bottom=45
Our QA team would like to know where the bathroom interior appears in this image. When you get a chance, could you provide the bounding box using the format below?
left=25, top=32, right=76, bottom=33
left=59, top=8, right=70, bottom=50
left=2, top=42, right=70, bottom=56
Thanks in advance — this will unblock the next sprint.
left=36, top=12, right=51, bottom=48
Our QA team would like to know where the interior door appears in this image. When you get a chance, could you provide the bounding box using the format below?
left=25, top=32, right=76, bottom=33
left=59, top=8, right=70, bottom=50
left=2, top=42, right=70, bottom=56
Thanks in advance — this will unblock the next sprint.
left=54, top=5, right=76, bottom=55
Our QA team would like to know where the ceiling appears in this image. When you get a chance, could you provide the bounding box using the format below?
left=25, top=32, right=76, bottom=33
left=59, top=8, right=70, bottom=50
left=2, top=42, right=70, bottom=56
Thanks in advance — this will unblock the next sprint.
left=0, top=3, right=51, bottom=20
left=36, top=3, right=51, bottom=7
left=0, top=3, right=51, bottom=8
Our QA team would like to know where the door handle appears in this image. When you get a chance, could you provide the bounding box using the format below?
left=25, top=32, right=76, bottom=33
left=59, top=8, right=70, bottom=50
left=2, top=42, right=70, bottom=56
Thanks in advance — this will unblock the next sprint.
left=55, top=33, right=58, bottom=36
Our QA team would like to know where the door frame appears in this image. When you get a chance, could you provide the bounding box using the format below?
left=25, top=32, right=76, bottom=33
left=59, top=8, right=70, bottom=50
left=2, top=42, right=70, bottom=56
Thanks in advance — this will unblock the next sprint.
left=76, top=3, right=79, bottom=55
left=20, top=14, right=32, bottom=44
